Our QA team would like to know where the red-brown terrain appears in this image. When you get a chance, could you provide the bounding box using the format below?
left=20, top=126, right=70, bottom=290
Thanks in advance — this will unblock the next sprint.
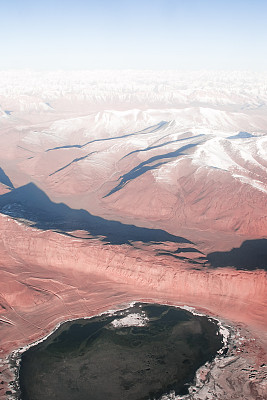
left=0, top=71, right=266, bottom=399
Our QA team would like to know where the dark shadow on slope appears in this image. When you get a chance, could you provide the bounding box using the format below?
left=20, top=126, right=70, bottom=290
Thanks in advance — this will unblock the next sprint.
left=0, top=182, right=192, bottom=246
left=207, top=239, right=267, bottom=271
left=157, top=247, right=206, bottom=266
left=227, top=132, right=255, bottom=139
left=170, top=247, right=204, bottom=255
left=46, top=121, right=168, bottom=152
left=104, top=143, right=199, bottom=198
left=49, top=152, right=96, bottom=176
left=121, top=134, right=204, bottom=160
left=157, top=252, right=206, bottom=266
left=0, top=167, right=14, bottom=188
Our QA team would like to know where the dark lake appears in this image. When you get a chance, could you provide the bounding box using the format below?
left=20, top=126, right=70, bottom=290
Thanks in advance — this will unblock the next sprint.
left=19, top=303, right=223, bottom=400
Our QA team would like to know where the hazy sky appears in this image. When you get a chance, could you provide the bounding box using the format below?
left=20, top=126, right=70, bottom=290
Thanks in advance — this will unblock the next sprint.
left=1, top=0, right=267, bottom=70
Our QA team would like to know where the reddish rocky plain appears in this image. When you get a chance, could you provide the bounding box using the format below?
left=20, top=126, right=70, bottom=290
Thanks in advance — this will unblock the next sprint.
left=0, top=71, right=266, bottom=399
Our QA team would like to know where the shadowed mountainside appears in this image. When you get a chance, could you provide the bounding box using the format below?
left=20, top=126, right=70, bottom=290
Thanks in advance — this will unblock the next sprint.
left=207, top=239, right=267, bottom=271
left=49, top=152, right=96, bottom=176
left=0, top=167, right=14, bottom=188
left=45, top=121, right=168, bottom=152
left=0, top=182, right=192, bottom=246
left=1, top=183, right=266, bottom=272
left=104, top=142, right=199, bottom=197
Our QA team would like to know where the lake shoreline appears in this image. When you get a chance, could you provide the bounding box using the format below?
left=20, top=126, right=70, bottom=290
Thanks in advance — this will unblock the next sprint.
left=7, top=301, right=230, bottom=400
left=2, top=296, right=266, bottom=400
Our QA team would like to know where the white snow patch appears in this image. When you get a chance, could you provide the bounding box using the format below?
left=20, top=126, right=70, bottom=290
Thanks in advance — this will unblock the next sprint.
left=111, top=312, right=148, bottom=328
left=192, top=137, right=236, bottom=171
left=152, top=158, right=182, bottom=183
left=233, top=174, right=267, bottom=193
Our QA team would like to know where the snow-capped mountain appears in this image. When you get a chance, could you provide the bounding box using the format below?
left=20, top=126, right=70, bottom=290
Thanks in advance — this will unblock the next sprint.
left=0, top=70, right=266, bottom=238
